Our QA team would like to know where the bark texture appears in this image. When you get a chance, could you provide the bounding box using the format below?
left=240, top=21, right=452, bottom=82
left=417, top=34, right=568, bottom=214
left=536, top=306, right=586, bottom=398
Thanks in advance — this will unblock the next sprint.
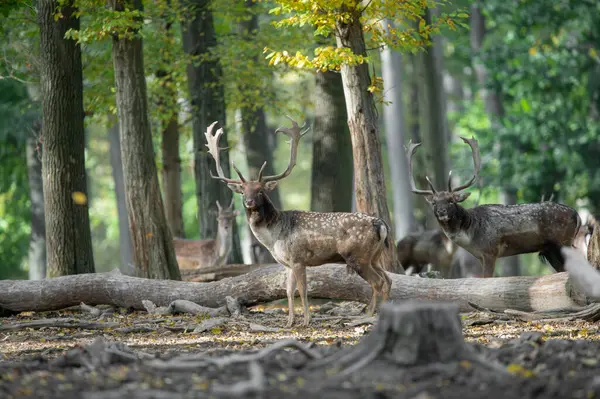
left=335, top=13, right=400, bottom=272
left=107, top=119, right=134, bottom=275
left=26, top=130, right=46, bottom=280
left=0, top=265, right=587, bottom=313
left=38, top=0, right=95, bottom=277
left=310, top=69, right=353, bottom=213
left=161, top=115, right=185, bottom=238
left=379, top=19, right=415, bottom=238
left=111, top=0, right=181, bottom=280
left=181, top=0, right=243, bottom=263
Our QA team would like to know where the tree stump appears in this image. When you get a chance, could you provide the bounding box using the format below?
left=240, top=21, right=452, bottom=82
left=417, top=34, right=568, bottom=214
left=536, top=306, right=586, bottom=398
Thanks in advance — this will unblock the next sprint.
left=303, top=300, right=506, bottom=382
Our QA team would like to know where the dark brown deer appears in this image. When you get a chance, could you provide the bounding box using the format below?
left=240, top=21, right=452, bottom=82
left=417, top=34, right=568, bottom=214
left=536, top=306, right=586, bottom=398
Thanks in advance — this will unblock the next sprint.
left=396, top=229, right=456, bottom=277
left=173, top=199, right=239, bottom=271
left=204, top=117, right=391, bottom=327
left=406, top=137, right=582, bottom=277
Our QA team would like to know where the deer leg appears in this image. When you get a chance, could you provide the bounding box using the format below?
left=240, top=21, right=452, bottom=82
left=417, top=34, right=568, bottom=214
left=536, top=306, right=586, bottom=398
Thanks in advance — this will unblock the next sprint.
left=481, top=255, right=496, bottom=278
left=285, top=268, right=297, bottom=328
left=345, top=254, right=381, bottom=316
left=292, top=265, right=311, bottom=327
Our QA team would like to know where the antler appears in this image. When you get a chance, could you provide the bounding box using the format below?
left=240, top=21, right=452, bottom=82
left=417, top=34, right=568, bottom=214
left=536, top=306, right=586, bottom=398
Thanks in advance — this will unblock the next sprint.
left=204, top=121, right=247, bottom=184
left=216, top=200, right=222, bottom=212
left=260, top=115, right=310, bottom=183
left=449, top=136, right=481, bottom=193
left=405, top=140, right=436, bottom=195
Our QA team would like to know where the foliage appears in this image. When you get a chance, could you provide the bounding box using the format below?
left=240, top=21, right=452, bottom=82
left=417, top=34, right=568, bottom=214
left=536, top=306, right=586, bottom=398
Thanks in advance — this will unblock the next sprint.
left=477, top=0, right=600, bottom=210
left=263, top=0, right=466, bottom=80
left=0, top=79, right=39, bottom=279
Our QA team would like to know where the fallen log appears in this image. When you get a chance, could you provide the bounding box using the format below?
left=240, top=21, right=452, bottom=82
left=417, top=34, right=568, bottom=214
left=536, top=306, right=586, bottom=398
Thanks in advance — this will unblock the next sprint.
left=0, top=264, right=590, bottom=314
left=180, top=263, right=269, bottom=282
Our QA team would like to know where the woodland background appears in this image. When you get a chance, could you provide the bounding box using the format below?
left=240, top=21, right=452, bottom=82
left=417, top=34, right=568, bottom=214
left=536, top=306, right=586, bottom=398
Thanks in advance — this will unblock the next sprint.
left=1, top=0, right=599, bottom=280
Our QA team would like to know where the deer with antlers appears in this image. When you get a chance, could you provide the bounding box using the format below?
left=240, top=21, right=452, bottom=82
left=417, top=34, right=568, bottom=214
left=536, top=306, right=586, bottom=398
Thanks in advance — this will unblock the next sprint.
left=406, top=137, right=582, bottom=277
left=204, top=117, right=392, bottom=327
left=173, top=199, right=239, bottom=271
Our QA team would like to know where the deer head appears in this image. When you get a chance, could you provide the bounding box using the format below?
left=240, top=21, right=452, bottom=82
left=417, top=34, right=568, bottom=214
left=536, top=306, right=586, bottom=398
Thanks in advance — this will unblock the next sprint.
left=406, top=137, right=481, bottom=223
left=204, top=116, right=309, bottom=211
left=209, top=198, right=240, bottom=233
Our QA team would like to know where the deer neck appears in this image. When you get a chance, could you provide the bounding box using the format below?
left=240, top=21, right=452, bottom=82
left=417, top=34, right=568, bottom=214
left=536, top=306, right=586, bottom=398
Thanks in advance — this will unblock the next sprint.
left=245, top=195, right=280, bottom=228
left=245, top=195, right=281, bottom=250
left=439, top=205, right=472, bottom=240
left=214, top=225, right=232, bottom=259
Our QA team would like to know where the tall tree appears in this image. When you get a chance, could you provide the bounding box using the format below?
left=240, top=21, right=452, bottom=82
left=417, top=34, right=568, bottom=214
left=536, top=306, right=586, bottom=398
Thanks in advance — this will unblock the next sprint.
left=155, top=13, right=185, bottom=239
left=38, top=0, right=95, bottom=277
left=181, top=0, right=243, bottom=264
left=26, top=124, right=46, bottom=280
left=265, top=0, right=459, bottom=271
left=111, top=0, right=181, bottom=280
left=379, top=18, right=415, bottom=239
left=413, top=8, right=451, bottom=229
left=310, top=67, right=353, bottom=213
left=238, top=0, right=281, bottom=263
left=470, top=2, right=520, bottom=276
left=107, top=117, right=134, bottom=275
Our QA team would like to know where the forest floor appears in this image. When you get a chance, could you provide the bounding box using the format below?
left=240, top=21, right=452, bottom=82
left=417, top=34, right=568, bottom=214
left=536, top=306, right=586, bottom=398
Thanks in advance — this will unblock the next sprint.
left=1, top=299, right=600, bottom=398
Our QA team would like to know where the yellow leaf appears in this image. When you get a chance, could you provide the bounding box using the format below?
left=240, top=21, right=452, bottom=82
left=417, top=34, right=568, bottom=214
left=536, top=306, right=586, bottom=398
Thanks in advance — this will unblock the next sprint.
left=528, top=47, right=538, bottom=56
left=71, top=191, right=88, bottom=205
left=506, top=363, right=535, bottom=377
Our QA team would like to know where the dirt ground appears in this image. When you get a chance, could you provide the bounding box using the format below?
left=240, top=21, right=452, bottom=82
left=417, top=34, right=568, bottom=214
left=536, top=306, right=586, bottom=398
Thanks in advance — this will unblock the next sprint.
left=1, top=300, right=600, bottom=398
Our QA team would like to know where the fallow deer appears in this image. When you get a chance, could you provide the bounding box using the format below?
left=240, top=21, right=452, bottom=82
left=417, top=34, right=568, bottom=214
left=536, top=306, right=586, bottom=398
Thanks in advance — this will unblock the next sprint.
left=173, top=199, right=239, bottom=271
left=406, top=137, right=582, bottom=277
left=396, top=229, right=456, bottom=277
left=204, top=117, right=392, bottom=327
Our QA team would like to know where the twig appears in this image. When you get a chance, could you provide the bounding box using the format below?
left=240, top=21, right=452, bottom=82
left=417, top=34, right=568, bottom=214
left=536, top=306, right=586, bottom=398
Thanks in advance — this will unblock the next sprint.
left=0, top=318, right=118, bottom=331
left=145, top=338, right=321, bottom=371
left=211, top=361, right=265, bottom=395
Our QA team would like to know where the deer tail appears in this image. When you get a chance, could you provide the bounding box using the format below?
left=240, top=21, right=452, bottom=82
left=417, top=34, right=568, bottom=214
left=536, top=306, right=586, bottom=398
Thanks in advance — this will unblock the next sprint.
left=373, top=218, right=390, bottom=248
left=539, top=240, right=566, bottom=272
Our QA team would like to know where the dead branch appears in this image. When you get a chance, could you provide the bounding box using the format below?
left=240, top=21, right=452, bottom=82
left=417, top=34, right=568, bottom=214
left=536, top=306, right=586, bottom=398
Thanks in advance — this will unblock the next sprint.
left=0, top=318, right=119, bottom=331
left=141, top=299, right=229, bottom=317
left=211, top=361, right=265, bottom=396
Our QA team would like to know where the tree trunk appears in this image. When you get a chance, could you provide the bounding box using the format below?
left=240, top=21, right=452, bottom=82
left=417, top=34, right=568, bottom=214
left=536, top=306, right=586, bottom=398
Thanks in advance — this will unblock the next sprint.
left=237, top=0, right=280, bottom=264
left=335, top=13, right=400, bottom=272
left=180, top=0, right=243, bottom=264
left=414, top=8, right=450, bottom=205
left=38, top=0, right=95, bottom=277
left=407, top=57, right=433, bottom=227
left=111, top=0, right=181, bottom=280
left=241, top=110, right=278, bottom=263
left=26, top=128, right=46, bottom=280
left=156, top=16, right=185, bottom=239
left=310, top=69, right=353, bottom=213
left=0, top=265, right=587, bottom=314
left=161, top=115, right=185, bottom=238
left=379, top=19, right=415, bottom=239
left=107, top=118, right=134, bottom=275
left=470, top=2, right=521, bottom=276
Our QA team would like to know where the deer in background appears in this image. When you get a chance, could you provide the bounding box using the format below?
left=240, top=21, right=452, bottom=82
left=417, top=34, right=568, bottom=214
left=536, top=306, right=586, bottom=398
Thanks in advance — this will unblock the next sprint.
left=396, top=229, right=456, bottom=277
left=205, top=117, right=391, bottom=327
left=406, top=136, right=582, bottom=277
left=173, top=199, right=239, bottom=271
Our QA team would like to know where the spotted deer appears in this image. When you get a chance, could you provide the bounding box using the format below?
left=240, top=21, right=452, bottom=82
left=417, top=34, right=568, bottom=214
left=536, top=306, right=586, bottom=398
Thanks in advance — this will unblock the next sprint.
left=406, top=136, right=581, bottom=277
left=173, top=199, right=239, bottom=271
left=205, top=117, right=392, bottom=327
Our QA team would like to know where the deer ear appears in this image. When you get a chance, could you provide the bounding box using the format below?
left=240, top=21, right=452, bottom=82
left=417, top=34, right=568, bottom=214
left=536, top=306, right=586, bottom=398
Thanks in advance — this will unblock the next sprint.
left=208, top=208, right=218, bottom=216
left=454, top=192, right=471, bottom=203
left=263, top=181, right=279, bottom=192
left=227, top=183, right=244, bottom=194
left=233, top=209, right=241, bottom=216
left=425, top=195, right=434, bottom=204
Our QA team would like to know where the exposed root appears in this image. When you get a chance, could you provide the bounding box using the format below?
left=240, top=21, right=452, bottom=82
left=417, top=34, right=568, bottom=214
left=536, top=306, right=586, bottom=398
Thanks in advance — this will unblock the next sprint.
left=211, top=361, right=265, bottom=396
left=141, top=299, right=229, bottom=317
